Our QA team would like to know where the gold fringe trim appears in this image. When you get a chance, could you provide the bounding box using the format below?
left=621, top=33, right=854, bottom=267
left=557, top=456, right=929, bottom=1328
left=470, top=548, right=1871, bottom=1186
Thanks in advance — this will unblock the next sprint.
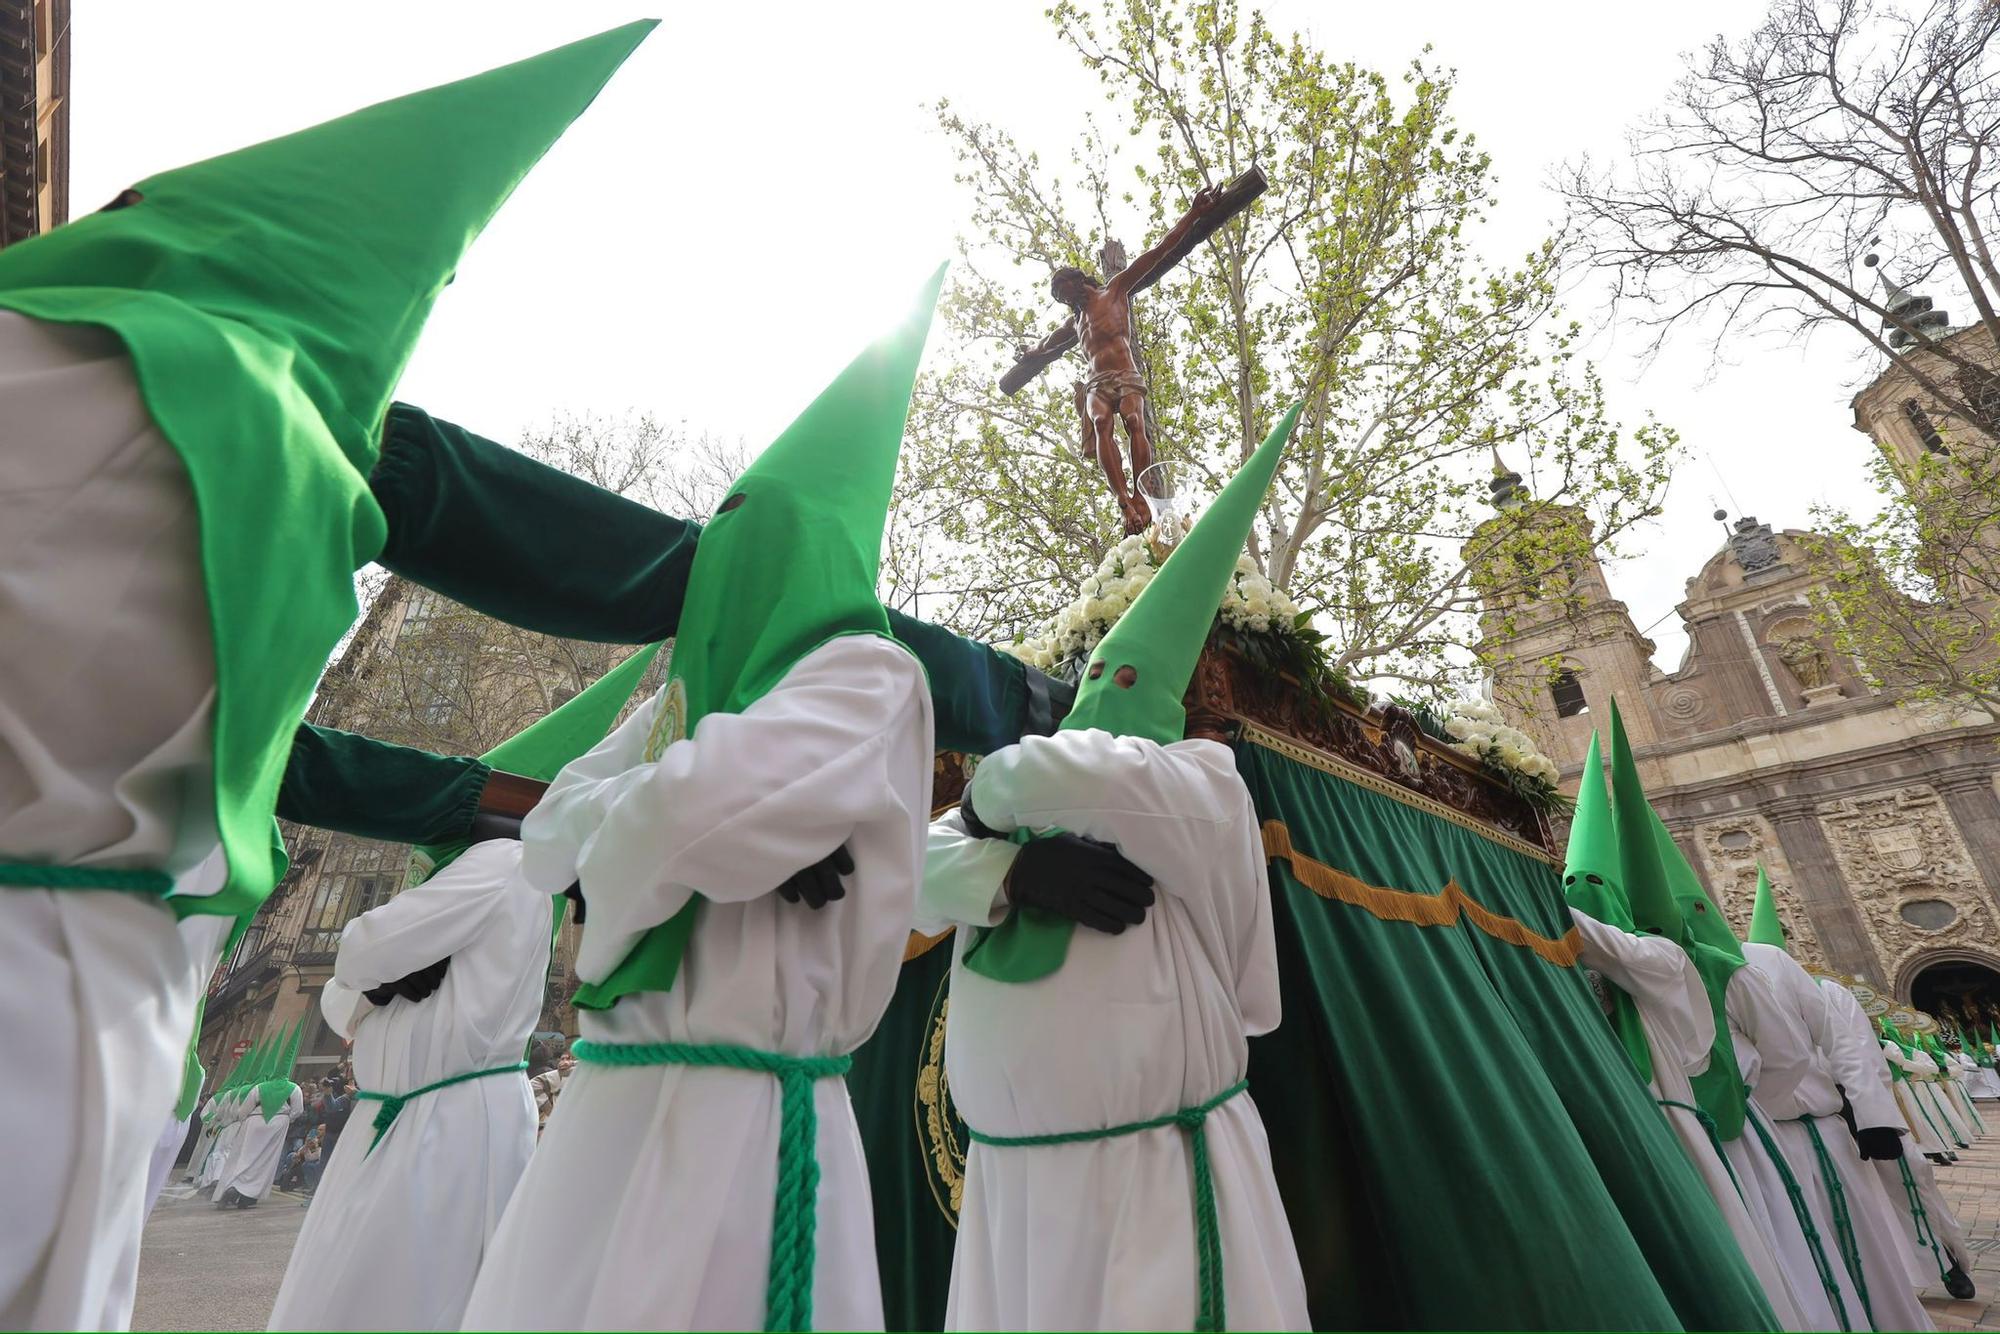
left=904, top=927, right=955, bottom=962
left=1236, top=720, right=1557, bottom=865
left=1262, top=820, right=1580, bottom=968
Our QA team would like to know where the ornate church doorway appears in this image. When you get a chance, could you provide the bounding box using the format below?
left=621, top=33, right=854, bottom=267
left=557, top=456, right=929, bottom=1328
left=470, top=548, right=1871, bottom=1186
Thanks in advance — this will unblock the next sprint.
left=1910, top=955, right=2000, bottom=1041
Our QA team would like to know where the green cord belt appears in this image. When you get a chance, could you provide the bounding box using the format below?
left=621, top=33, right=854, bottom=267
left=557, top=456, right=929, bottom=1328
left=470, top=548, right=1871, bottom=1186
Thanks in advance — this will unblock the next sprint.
left=1895, top=1156, right=1952, bottom=1285
left=1798, top=1116, right=1873, bottom=1330
left=354, top=1061, right=527, bottom=1154
left=0, top=861, right=174, bottom=893
left=966, top=1078, right=1249, bottom=1333
left=1925, top=1081, right=1970, bottom=1146
left=1747, top=1108, right=1849, bottom=1333
left=1958, top=1084, right=1987, bottom=1135
left=573, top=1038, right=852, bottom=1334
left=1656, top=1098, right=1745, bottom=1203
left=1907, top=1079, right=1951, bottom=1148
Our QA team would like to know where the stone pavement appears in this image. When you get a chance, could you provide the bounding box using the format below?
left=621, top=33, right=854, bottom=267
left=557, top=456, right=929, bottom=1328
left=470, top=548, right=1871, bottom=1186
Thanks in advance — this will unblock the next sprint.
left=125, top=1104, right=2000, bottom=1331
left=1924, top=1118, right=2000, bottom=1332
left=131, top=1184, right=309, bottom=1332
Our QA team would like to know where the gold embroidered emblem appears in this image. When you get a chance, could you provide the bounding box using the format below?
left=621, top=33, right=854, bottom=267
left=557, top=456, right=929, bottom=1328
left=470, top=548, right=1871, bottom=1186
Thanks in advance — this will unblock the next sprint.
left=643, top=676, right=688, bottom=763
left=915, top=972, right=965, bottom=1225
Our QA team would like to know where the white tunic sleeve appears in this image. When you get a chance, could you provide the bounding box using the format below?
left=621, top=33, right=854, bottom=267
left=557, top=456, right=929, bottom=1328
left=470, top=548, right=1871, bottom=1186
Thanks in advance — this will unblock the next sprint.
left=963, top=730, right=1281, bottom=1036
left=1817, top=981, right=1903, bottom=1132
left=1569, top=909, right=1713, bottom=1074
left=321, top=979, right=372, bottom=1042
left=1726, top=963, right=1812, bottom=1110
left=527, top=636, right=932, bottom=987
left=963, top=729, right=1235, bottom=897
left=332, top=840, right=521, bottom=991
left=916, top=808, right=1015, bottom=933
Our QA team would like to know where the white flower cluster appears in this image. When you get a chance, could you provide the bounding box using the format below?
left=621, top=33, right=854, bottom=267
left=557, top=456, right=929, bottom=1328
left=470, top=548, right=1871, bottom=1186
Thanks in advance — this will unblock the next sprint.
left=1438, top=698, right=1561, bottom=786
left=1001, top=534, right=1302, bottom=673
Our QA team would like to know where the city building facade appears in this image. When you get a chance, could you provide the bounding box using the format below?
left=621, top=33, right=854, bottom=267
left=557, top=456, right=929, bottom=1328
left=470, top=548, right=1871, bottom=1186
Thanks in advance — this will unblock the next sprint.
left=1473, top=295, right=2000, bottom=1028
left=0, top=0, right=68, bottom=248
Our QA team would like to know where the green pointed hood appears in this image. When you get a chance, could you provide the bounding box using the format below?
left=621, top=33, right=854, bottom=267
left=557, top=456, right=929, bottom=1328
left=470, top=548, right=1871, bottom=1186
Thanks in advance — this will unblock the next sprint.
left=1748, top=864, right=1787, bottom=950
left=1563, top=732, right=1632, bottom=931
left=665, top=266, right=944, bottom=736
left=0, top=23, right=657, bottom=919
left=234, top=1034, right=270, bottom=1092
left=408, top=642, right=665, bottom=887
left=256, top=1018, right=305, bottom=1121
left=1605, top=700, right=1686, bottom=941
left=574, top=270, right=946, bottom=1012
left=0, top=20, right=659, bottom=472
left=1064, top=403, right=1302, bottom=745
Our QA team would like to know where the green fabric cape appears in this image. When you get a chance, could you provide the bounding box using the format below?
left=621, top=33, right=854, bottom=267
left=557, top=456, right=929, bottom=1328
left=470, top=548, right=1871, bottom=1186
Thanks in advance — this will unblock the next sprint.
left=960, top=404, right=1301, bottom=984
left=1561, top=730, right=1654, bottom=1084
left=574, top=268, right=946, bottom=1010
left=0, top=22, right=655, bottom=916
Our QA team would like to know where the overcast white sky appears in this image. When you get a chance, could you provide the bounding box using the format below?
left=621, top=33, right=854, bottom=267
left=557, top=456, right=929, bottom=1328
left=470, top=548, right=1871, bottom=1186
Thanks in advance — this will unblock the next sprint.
left=75, top=1, right=1906, bottom=669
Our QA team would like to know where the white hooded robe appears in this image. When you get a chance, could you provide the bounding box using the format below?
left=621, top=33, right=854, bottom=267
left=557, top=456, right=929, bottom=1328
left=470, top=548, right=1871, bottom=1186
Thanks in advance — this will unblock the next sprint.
left=462, top=636, right=933, bottom=1331
left=268, top=838, right=548, bottom=1331
left=0, top=311, right=220, bottom=1331
left=1569, top=912, right=1806, bottom=1329
left=1745, top=942, right=1934, bottom=1333
left=920, top=729, right=1309, bottom=1332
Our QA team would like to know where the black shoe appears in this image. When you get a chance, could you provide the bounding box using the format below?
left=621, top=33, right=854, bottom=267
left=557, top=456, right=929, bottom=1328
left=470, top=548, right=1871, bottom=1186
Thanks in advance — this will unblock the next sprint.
left=1945, top=1263, right=1976, bottom=1300
left=236, top=1195, right=257, bottom=1209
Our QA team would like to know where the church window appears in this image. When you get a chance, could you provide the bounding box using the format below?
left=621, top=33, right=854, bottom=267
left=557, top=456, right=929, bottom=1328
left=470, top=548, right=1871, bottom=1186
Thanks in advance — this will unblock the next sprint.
left=296, top=836, right=399, bottom=962
left=1902, top=399, right=1949, bottom=455
left=1900, top=899, right=1959, bottom=931
left=1550, top=668, right=1588, bottom=718
left=1717, top=829, right=1754, bottom=850
left=1953, top=365, right=2000, bottom=436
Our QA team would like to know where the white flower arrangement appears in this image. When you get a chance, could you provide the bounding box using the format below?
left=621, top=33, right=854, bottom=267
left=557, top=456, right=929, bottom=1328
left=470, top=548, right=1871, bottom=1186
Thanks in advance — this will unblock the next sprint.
left=1437, top=697, right=1561, bottom=787
left=1001, top=534, right=1304, bottom=673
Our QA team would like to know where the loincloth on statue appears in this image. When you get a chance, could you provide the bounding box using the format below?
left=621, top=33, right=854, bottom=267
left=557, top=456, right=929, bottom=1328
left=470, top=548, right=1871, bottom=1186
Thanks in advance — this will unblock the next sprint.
left=1080, top=368, right=1148, bottom=410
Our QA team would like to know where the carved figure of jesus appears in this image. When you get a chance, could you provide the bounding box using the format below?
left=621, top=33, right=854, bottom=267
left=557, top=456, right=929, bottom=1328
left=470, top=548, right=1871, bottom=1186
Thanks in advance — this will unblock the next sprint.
left=1008, top=185, right=1231, bottom=535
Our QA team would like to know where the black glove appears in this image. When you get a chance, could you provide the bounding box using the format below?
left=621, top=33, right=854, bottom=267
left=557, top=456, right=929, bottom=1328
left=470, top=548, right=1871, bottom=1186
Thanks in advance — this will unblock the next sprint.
left=561, top=881, right=587, bottom=925
left=958, top=785, right=1004, bottom=841
left=1856, top=1126, right=1905, bottom=1160
left=363, top=956, right=451, bottom=1006
left=468, top=811, right=524, bottom=842
left=1836, top=1088, right=1861, bottom=1142
left=776, top=845, right=854, bottom=909
left=1007, top=833, right=1155, bottom=935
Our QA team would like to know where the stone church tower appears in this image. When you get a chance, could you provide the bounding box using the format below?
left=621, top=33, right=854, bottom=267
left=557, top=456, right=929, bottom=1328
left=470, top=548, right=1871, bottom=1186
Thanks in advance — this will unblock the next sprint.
left=1469, top=284, right=2000, bottom=1018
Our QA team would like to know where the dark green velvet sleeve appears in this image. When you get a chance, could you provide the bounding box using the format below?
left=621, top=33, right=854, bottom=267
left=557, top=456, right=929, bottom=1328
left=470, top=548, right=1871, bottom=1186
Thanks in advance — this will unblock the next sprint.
left=371, top=402, right=699, bottom=644
left=370, top=401, right=1070, bottom=753
left=277, top=724, right=489, bottom=845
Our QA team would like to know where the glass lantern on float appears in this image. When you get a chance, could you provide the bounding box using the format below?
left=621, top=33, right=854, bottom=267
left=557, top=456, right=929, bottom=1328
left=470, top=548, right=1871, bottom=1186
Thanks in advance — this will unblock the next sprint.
left=1137, top=460, right=1183, bottom=551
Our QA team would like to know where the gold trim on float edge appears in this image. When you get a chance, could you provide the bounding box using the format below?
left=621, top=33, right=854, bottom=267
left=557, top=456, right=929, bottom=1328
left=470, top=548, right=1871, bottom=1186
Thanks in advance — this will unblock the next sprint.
left=1235, top=718, right=1557, bottom=865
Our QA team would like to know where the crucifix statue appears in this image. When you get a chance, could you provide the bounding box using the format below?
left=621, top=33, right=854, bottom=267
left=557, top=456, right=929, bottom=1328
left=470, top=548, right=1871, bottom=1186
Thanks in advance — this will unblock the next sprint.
left=1001, top=166, right=1268, bottom=534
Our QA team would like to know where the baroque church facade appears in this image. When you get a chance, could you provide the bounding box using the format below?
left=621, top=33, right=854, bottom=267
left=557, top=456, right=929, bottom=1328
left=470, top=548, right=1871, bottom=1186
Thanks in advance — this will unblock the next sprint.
left=1473, top=302, right=2000, bottom=1024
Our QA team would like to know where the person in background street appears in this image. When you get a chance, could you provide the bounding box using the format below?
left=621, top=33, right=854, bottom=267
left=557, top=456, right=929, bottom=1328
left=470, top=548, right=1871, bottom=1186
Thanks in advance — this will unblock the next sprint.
left=277, top=1128, right=323, bottom=1196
